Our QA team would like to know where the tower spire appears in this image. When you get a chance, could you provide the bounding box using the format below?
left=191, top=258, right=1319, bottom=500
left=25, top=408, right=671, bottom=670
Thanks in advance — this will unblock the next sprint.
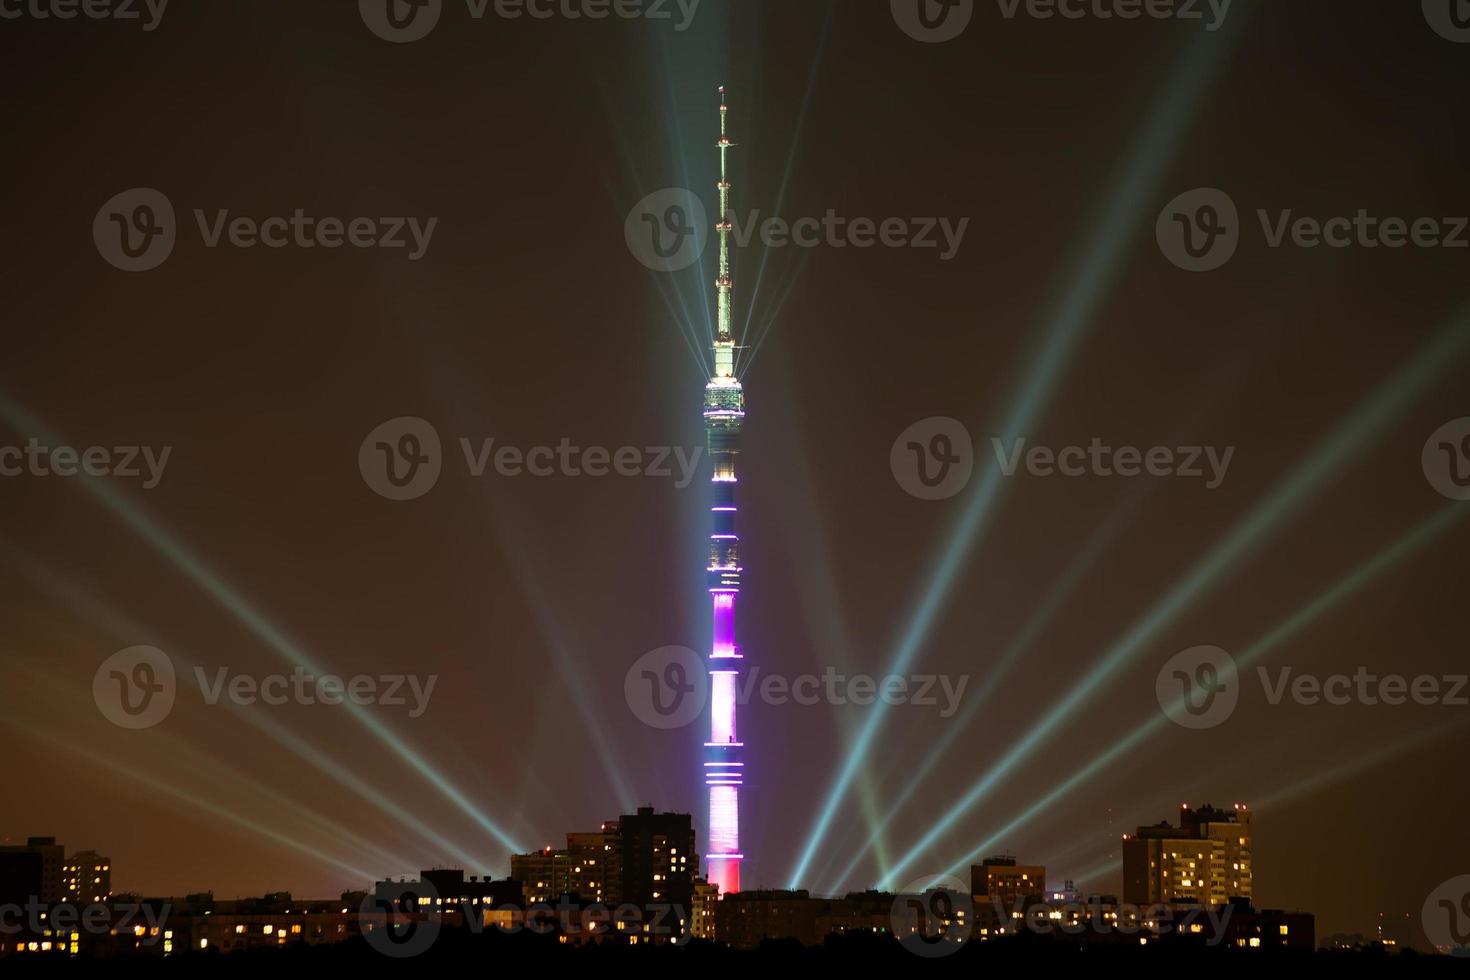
left=714, top=85, right=735, bottom=379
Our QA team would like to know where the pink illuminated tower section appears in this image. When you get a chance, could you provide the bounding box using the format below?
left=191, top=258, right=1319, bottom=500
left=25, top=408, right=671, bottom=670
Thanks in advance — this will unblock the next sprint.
left=703, top=84, right=745, bottom=897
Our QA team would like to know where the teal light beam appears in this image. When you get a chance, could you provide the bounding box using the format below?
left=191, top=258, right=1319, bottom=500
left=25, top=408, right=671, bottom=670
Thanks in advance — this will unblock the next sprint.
left=819, top=491, right=1146, bottom=892
left=785, top=16, right=1250, bottom=888
left=2, top=716, right=378, bottom=885
left=1049, top=714, right=1470, bottom=896
left=925, top=501, right=1468, bottom=884
left=0, top=536, right=491, bottom=871
left=1252, top=713, right=1470, bottom=812
left=735, top=7, right=832, bottom=378
left=882, top=316, right=1470, bottom=887
left=0, top=390, right=525, bottom=859
left=769, top=357, right=897, bottom=880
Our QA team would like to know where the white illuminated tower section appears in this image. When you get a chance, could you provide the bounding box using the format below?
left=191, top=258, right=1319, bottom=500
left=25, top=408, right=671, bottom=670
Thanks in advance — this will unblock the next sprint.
left=704, top=84, right=745, bottom=897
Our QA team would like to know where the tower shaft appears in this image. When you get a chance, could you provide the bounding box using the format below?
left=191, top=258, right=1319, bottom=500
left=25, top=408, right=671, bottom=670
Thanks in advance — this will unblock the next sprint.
left=704, top=84, right=745, bottom=897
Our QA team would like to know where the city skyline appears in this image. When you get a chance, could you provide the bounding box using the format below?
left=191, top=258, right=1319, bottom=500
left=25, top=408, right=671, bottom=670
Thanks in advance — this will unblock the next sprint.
left=2, top=0, right=1469, bottom=952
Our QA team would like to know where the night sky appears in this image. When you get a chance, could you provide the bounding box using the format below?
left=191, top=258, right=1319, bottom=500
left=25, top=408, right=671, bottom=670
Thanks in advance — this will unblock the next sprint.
left=2, top=0, right=1468, bottom=941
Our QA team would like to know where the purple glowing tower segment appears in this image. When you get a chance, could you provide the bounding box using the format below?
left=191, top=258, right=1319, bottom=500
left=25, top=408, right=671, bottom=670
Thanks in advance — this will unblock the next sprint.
left=704, top=84, right=745, bottom=897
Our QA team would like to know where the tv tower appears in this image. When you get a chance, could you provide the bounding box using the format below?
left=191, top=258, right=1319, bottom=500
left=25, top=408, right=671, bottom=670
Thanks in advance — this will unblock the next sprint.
left=703, top=84, right=745, bottom=897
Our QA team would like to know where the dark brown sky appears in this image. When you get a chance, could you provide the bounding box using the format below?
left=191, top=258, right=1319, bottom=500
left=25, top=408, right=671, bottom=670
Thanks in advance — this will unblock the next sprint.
left=2, top=0, right=1468, bottom=940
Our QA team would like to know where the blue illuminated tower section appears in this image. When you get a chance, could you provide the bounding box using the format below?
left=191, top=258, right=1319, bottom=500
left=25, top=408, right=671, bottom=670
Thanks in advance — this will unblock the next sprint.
left=704, top=84, right=745, bottom=897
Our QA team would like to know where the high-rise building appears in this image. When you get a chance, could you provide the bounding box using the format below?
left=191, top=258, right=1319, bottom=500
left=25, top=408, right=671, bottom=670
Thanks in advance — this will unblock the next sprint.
left=970, top=855, right=1046, bottom=907
left=690, top=878, right=719, bottom=940
left=566, top=826, right=619, bottom=905
left=618, top=807, right=696, bottom=912
left=0, top=851, right=41, bottom=908
left=512, top=809, right=695, bottom=915
left=0, top=838, right=65, bottom=903
left=1123, top=803, right=1253, bottom=907
left=702, top=83, right=747, bottom=898
left=63, top=851, right=111, bottom=905
left=510, top=847, right=574, bottom=905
